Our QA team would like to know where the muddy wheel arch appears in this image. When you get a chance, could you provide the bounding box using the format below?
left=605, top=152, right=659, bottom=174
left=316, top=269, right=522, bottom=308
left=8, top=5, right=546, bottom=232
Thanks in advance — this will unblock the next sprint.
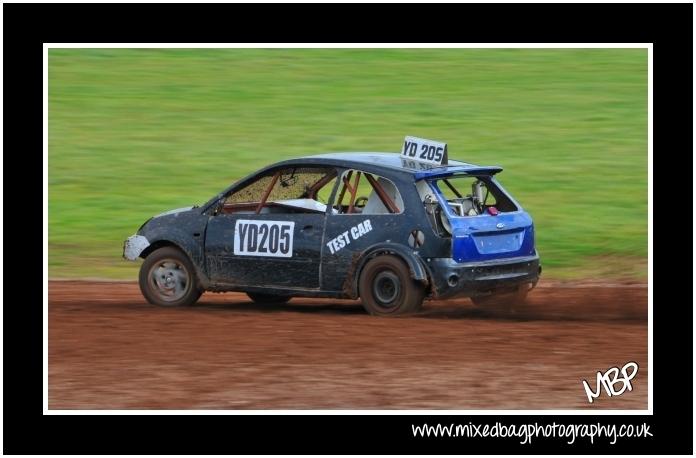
left=139, top=238, right=212, bottom=289
left=347, top=242, right=430, bottom=299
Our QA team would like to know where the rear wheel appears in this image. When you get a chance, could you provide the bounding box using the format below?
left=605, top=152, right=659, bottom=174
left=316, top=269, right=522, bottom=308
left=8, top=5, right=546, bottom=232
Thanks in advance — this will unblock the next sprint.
left=247, top=292, right=291, bottom=304
left=358, top=255, right=425, bottom=316
left=139, top=246, right=202, bottom=307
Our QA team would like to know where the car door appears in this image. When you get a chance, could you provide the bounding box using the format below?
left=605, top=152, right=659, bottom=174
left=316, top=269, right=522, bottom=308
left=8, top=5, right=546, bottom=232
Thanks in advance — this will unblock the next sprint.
left=321, top=169, right=407, bottom=292
left=204, top=166, right=336, bottom=290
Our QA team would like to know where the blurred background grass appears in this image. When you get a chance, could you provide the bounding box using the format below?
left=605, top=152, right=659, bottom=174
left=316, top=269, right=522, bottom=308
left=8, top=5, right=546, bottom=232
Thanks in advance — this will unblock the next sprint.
left=48, top=48, right=647, bottom=280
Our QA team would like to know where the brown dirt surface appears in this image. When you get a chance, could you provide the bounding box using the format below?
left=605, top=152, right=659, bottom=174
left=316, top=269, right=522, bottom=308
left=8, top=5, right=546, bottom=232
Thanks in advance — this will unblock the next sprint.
left=48, top=280, right=648, bottom=410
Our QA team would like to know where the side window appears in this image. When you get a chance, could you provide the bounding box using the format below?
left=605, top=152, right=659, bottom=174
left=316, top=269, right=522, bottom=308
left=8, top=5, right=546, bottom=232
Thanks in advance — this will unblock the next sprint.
left=333, top=169, right=404, bottom=215
left=222, top=167, right=337, bottom=215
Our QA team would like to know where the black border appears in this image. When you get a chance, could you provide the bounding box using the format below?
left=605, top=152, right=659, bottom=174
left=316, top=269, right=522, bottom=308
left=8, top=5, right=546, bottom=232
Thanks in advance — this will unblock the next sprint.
left=4, top=3, right=692, bottom=454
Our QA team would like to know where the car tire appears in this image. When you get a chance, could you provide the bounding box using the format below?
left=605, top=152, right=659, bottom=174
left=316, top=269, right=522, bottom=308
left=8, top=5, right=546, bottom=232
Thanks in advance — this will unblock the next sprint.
left=470, top=285, right=528, bottom=310
left=247, top=292, right=291, bottom=304
left=139, top=246, right=203, bottom=307
left=358, top=255, right=425, bottom=316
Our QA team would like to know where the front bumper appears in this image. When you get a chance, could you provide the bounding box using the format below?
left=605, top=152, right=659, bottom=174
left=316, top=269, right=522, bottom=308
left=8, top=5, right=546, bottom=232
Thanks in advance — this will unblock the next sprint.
left=123, top=235, right=150, bottom=261
left=425, top=254, right=541, bottom=299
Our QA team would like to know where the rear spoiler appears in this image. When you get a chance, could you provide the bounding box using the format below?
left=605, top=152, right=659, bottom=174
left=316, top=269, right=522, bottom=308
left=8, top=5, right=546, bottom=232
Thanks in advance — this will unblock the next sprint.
left=413, top=166, right=503, bottom=180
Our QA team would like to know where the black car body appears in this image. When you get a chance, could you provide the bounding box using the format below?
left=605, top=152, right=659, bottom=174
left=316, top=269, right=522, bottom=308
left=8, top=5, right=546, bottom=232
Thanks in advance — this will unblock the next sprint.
left=124, top=151, right=541, bottom=315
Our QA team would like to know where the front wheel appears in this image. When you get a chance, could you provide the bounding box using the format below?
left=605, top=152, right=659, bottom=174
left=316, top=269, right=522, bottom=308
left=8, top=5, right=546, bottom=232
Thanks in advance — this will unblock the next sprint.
left=358, top=255, right=425, bottom=316
left=139, top=246, right=202, bottom=307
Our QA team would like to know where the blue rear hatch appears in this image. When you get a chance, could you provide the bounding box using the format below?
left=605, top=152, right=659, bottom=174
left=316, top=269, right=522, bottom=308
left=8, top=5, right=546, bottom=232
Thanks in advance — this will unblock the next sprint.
left=422, top=171, right=536, bottom=263
left=450, top=211, right=535, bottom=262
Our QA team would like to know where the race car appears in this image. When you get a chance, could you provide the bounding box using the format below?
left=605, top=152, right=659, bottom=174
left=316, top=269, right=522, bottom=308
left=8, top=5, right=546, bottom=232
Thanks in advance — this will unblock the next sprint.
left=124, top=137, right=541, bottom=316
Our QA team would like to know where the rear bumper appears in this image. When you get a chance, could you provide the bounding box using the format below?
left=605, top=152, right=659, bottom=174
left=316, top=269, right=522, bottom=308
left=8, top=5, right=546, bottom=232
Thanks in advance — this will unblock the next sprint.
left=425, top=253, right=541, bottom=299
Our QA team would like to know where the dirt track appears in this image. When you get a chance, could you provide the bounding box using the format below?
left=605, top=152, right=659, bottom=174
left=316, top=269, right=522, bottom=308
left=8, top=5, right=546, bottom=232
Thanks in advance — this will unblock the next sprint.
left=48, top=281, right=648, bottom=409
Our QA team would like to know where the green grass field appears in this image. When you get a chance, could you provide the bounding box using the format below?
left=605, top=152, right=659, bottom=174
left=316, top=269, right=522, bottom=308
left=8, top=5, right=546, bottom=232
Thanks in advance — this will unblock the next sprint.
left=48, top=48, right=648, bottom=280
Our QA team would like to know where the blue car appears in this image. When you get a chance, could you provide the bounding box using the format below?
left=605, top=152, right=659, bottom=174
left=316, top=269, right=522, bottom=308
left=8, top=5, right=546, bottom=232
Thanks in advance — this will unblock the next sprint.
left=124, top=137, right=540, bottom=316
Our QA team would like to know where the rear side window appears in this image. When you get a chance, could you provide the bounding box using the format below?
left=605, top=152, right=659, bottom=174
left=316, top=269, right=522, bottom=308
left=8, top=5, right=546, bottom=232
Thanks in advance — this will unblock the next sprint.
left=332, top=169, right=403, bottom=215
left=432, top=176, right=518, bottom=215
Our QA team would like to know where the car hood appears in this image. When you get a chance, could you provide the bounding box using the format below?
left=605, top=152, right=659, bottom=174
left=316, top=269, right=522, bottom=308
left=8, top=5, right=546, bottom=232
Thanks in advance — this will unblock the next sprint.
left=153, top=206, right=195, bottom=218
left=137, top=206, right=198, bottom=234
